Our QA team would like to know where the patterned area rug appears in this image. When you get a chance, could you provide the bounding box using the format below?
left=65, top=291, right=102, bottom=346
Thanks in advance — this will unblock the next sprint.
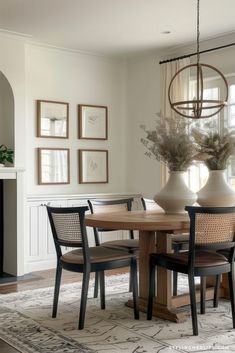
left=0, top=274, right=235, bottom=353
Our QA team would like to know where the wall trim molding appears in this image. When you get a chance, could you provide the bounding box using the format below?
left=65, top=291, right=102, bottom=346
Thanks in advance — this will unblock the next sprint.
left=27, top=192, right=142, bottom=202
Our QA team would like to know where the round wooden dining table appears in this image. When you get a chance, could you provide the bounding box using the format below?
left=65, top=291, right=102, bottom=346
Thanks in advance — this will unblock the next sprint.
left=86, top=209, right=193, bottom=322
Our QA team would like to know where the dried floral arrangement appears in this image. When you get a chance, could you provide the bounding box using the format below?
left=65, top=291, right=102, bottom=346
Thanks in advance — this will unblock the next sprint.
left=141, top=114, right=199, bottom=171
left=192, top=128, right=235, bottom=170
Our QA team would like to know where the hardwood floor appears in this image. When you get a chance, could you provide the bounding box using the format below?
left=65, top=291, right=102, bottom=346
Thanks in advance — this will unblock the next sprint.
left=0, top=340, right=20, bottom=353
left=0, top=267, right=128, bottom=294
left=0, top=267, right=129, bottom=352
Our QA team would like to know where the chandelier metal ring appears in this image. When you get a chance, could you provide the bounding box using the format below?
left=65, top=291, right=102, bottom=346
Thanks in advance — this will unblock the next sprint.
left=168, top=63, right=229, bottom=119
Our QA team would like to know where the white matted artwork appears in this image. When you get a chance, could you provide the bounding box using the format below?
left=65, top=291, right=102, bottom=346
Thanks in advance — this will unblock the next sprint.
left=37, top=100, right=69, bottom=138
left=38, top=148, right=70, bottom=185
left=79, top=149, right=108, bottom=184
left=78, top=104, right=108, bottom=140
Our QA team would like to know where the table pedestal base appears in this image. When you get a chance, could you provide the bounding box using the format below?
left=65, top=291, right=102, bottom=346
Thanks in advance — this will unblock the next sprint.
left=126, top=297, right=189, bottom=323
left=126, top=285, right=222, bottom=323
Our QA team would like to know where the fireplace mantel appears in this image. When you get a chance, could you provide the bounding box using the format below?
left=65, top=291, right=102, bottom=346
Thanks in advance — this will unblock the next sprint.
left=0, top=167, right=25, bottom=179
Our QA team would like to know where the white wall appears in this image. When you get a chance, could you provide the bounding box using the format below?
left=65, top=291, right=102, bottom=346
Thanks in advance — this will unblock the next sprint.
left=25, top=44, right=127, bottom=195
left=126, top=53, right=162, bottom=198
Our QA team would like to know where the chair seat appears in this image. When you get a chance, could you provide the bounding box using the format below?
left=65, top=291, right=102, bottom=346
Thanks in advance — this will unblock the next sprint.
left=101, top=239, right=139, bottom=252
left=151, top=250, right=229, bottom=270
left=61, top=246, right=133, bottom=264
left=218, top=249, right=230, bottom=257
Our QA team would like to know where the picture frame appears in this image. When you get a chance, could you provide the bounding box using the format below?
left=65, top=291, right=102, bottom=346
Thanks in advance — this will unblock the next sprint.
left=78, top=104, right=108, bottom=140
left=78, top=149, right=108, bottom=184
left=38, top=148, right=70, bottom=185
left=37, top=100, right=69, bottom=138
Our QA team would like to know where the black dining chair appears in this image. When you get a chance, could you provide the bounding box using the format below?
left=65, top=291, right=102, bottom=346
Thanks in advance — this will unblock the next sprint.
left=87, top=198, right=139, bottom=297
left=47, top=205, right=139, bottom=330
left=147, top=205, right=235, bottom=335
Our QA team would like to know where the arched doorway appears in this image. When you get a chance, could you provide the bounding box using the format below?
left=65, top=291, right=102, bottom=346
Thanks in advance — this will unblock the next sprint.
left=0, top=72, right=15, bottom=278
left=0, top=71, right=14, bottom=152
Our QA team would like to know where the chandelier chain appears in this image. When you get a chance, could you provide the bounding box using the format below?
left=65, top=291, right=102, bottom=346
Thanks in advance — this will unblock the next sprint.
left=197, top=0, right=200, bottom=65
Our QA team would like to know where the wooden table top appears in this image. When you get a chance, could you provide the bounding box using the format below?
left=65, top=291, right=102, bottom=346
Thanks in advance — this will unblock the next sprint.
left=85, top=210, right=190, bottom=231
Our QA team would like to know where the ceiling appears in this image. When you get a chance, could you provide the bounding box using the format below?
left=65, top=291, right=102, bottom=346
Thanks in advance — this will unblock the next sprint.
left=0, top=0, right=235, bottom=56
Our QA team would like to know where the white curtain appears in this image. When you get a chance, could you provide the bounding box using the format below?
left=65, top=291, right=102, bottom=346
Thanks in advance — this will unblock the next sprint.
left=160, top=58, right=190, bottom=119
left=160, top=58, right=190, bottom=185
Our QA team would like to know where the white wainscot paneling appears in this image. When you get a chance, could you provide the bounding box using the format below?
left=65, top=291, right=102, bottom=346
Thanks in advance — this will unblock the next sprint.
left=25, top=200, right=67, bottom=273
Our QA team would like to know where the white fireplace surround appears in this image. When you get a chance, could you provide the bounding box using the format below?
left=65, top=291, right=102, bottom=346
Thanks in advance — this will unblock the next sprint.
left=0, top=167, right=25, bottom=276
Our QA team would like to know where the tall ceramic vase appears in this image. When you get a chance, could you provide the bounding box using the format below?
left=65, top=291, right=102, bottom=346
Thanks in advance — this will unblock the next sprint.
left=154, top=171, right=197, bottom=214
left=197, top=170, right=235, bottom=206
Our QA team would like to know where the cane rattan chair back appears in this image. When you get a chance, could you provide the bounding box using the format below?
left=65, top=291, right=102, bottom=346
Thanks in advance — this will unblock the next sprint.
left=194, top=212, right=235, bottom=245
left=187, top=207, right=235, bottom=260
left=141, top=198, right=161, bottom=211
left=91, top=202, right=129, bottom=214
left=47, top=206, right=89, bottom=261
left=51, top=212, right=83, bottom=244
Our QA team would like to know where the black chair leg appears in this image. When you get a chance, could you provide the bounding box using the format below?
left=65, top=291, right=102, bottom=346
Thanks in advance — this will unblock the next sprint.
left=147, top=259, right=155, bottom=320
left=213, top=274, right=221, bottom=308
left=78, top=270, right=90, bottom=330
left=173, top=271, right=178, bottom=296
left=131, top=258, right=139, bottom=319
left=94, top=272, right=99, bottom=298
left=172, top=243, right=180, bottom=296
left=228, top=267, right=235, bottom=328
left=129, top=269, right=133, bottom=292
left=100, top=270, right=105, bottom=310
left=188, top=274, right=198, bottom=336
left=200, top=276, right=206, bottom=314
left=52, top=264, right=62, bottom=318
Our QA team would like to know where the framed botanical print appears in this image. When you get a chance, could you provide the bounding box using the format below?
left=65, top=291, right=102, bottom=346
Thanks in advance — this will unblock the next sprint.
left=78, top=104, right=108, bottom=140
left=38, top=148, right=70, bottom=185
left=78, top=149, right=108, bottom=184
left=37, top=100, right=69, bottom=138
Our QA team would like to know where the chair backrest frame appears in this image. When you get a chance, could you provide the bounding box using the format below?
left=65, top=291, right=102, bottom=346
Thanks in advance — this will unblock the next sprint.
left=47, top=206, right=90, bottom=264
left=141, top=197, right=146, bottom=211
left=87, top=198, right=134, bottom=245
left=186, top=206, right=235, bottom=272
left=141, top=198, right=161, bottom=211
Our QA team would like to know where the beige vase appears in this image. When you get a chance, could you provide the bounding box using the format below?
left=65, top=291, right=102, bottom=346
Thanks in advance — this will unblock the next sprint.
left=197, top=170, right=235, bottom=207
left=154, top=171, right=197, bottom=214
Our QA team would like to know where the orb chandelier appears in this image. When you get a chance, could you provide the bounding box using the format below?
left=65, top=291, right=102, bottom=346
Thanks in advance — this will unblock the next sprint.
left=168, top=0, right=228, bottom=119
